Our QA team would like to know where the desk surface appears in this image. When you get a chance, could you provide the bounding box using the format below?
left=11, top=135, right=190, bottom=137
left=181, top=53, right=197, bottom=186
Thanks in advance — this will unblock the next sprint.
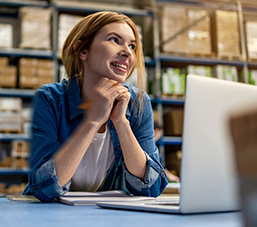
left=0, top=198, right=242, bottom=227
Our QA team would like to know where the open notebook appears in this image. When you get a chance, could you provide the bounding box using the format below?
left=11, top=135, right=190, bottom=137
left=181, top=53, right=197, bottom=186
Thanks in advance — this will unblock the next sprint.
left=97, top=75, right=257, bottom=214
left=58, top=190, right=155, bottom=205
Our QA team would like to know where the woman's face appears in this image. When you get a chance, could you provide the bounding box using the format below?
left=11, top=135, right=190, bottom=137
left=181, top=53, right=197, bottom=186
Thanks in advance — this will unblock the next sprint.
left=82, top=22, right=136, bottom=84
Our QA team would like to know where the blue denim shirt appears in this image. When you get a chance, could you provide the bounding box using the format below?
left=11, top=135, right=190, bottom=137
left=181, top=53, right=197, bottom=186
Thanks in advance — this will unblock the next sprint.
left=23, top=76, right=168, bottom=202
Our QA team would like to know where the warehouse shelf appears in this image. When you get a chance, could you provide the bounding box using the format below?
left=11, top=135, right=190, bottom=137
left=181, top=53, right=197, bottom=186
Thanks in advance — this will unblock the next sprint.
left=157, top=136, right=182, bottom=146
left=0, top=167, right=29, bottom=175
left=54, top=1, right=152, bottom=17
left=0, top=133, right=31, bottom=142
left=0, top=48, right=55, bottom=59
left=151, top=96, right=185, bottom=105
left=0, top=0, right=49, bottom=8
left=0, top=88, right=35, bottom=98
left=159, top=53, right=245, bottom=67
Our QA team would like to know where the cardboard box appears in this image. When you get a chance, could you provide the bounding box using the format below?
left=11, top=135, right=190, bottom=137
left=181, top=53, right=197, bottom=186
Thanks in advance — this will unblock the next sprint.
left=216, top=10, right=240, bottom=57
left=37, top=59, right=54, bottom=68
left=19, top=66, right=37, bottom=77
left=246, top=21, right=257, bottom=59
left=0, top=74, right=17, bottom=88
left=38, top=75, right=53, bottom=86
left=12, top=141, right=29, bottom=157
left=163, top=109, right=184, bottom=136
left=0, top=66, right=17, bottom=75
left=19, top=75, right=38, bottom=89
left=0, top=57, right=8, bottom=66
left=37, top=68, right=54, bottom=77
left=19, top=58, right=38, bottom=66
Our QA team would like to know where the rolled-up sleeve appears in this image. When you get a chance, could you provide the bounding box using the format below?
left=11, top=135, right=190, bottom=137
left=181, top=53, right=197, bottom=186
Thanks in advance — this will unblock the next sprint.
left=29, top=159, right=70, bottom=202
left=23, top=85, right=72, bottom=202
left=123, top=151, right=167, bottom=197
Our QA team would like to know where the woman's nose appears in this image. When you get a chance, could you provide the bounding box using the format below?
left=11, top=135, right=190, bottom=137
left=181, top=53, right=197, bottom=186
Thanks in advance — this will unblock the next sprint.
left=119, top=45, right=133, bottom=58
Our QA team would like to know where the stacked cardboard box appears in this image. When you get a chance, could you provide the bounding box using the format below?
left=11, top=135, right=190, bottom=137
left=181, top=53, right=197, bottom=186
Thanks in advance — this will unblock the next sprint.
left=19, top=58, right=54, bottom=89
left=163, top=109, right=184, bottom=137
left=161, top=68, right=185, bottom=95
left=187, top=65, right=212, bottom=77
left=246, top=21, right=257, bottom=59
left=0, top=23, right=13, bottom=48
left=0, top=97, right=22, bottom=133
left=58, top=14, right=83, bottom=53
left=11, top=141, right=29, bottom=168
left=0, top=57, right=17, bottom=88
left=216, top=10, right=240, bottom=58
left=216, top=65, right=238, bottom=81
left=160, top=5, right=211, bottom=55
left=19, top=7, right=51, bottom=50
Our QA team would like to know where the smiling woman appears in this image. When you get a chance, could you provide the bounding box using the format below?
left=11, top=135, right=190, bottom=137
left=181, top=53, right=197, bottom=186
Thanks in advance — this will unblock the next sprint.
left=23, top=11, right=168, bottom=202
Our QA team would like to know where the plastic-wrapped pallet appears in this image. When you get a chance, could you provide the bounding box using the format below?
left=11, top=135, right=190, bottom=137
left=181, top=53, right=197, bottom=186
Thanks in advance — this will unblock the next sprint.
left=19, top=7, right=51, bottom=50
left=160, top=5, right=211, bottom=55
left=248, top=70, right=257, bottom=85
left=246, top=21, right=257, bottom=59
left=0, top=23, right=13, bottom=48
left=161, top=5, right=189, bottom=53
left=161, top=68, right=185, bottom=95
left=216, top=10, right=240, bottom=58
left=216, top=65, right=238, bottom=82
left=0, top=98, right=22, bottom=133
left=187, top=65, right=212, bottom=77
left=58, top=14, right=83, bottom=53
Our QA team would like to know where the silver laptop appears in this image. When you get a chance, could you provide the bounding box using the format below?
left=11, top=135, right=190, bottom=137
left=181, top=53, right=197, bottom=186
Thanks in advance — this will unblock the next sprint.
left=97, top=74, right=257, bottom=214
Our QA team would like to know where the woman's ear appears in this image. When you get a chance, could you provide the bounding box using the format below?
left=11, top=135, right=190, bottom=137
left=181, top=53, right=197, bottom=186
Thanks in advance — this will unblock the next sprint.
left=73, top=41, right=87, bottom=60
left=79, top=49, right=87, bottom=61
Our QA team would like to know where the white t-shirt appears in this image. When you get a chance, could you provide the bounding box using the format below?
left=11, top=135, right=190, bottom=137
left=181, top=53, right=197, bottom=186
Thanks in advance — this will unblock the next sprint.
left=72, top=127, right=115, bottom=191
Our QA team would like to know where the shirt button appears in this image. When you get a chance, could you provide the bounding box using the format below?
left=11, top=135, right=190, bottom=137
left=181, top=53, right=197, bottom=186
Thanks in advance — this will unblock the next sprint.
left=160, top=170, right=163, bottom=175
left=33, top=185, right=37, bottom=190
left=116, top=146, right=120, bottom=150
left=110, top=125, right=114, bottom=129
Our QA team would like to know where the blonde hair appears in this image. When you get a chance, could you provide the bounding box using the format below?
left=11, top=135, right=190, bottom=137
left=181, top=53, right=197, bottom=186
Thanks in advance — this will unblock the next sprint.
left=62, top=11, right=146, bottom=117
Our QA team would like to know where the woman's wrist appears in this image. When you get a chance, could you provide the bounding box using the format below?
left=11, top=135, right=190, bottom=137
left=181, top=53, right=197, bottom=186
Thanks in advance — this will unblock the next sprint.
left=112, top=118, right=130, bottom=130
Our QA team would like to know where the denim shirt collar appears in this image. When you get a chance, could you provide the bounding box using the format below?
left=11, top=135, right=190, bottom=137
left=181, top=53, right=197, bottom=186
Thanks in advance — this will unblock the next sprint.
left=67, top=76, right=83, bottom=120
left=67, top=76, right=131, bottom=120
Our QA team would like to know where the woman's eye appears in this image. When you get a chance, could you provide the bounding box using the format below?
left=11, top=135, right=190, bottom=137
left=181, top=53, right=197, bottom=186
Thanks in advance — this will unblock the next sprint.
left=109, top=37, right=119, bottom=43
left=129, top=44, right=136, bottom=50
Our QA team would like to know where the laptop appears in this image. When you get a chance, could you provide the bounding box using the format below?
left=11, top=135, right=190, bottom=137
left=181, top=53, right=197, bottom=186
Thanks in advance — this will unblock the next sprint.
left=97, top=74, right=257, bottom=214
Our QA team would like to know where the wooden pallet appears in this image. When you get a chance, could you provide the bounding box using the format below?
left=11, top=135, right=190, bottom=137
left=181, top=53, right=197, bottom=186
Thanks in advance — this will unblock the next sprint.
left=248, top=58, right=257, bottom=63
left=164, top=51, right=216, bottom=59
left=217, top=54, right=243, bottom=61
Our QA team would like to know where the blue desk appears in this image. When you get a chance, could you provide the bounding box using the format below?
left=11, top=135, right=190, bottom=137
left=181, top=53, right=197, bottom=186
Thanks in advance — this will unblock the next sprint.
left=0, top=198, right=242, bottom=227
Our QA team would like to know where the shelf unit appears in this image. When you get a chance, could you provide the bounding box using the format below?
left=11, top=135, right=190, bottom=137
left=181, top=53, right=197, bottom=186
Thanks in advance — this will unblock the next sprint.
left=150, top=0, right=257, bottom=173
left=1, top=0, right=257, bottom=182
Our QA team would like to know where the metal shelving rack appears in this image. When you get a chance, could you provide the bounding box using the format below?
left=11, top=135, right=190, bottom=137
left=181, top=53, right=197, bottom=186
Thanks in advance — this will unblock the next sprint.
left=151, top=0, right=257, bottom=166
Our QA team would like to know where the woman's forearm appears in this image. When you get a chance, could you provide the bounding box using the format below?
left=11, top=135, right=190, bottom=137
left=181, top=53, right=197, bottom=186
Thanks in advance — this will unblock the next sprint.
left=54, top=120, right=100, bottom=187
left=113, top=119, right=147, bottom=180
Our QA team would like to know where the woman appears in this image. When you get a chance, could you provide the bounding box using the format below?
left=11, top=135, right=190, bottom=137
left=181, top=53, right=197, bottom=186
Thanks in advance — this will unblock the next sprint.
left=23, top=11, right=168, bottom=202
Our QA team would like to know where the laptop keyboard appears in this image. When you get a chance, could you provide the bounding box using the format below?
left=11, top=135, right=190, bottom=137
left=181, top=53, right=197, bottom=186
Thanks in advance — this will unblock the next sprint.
left=147, top=202, right=180, bottom=206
